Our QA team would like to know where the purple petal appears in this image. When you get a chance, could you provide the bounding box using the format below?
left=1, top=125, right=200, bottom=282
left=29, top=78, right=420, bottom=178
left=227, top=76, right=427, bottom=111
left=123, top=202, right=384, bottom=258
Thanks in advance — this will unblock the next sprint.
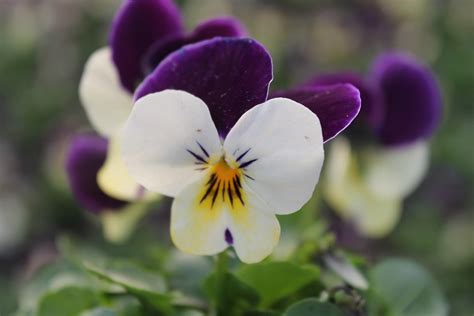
left=110, top=0, right=184, bottom=92
left=271, top=84, right=361, bottom=142
left=191, top=16, right=247, bottom=39
left=371, top=53, right=443, bottom=146
left=305, top=72, right=383, bottom=129
left=135, top=37, right=273, bottom=137
left=65, top=135, right=127, bottom=213
left=144, top=16, right=247, bottom=73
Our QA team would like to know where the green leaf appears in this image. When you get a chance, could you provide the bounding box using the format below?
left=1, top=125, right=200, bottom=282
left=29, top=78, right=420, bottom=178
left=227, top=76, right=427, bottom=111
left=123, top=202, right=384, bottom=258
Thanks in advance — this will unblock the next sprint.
left=204, top=271, right=259, bottom=315
left=323, top=253, right=368, bottom=290
left=369, top=258, right=448, bottom=316
left=236, top=261, right=320, bottom=306
left=108, top=296, right=144, bottom=316
left=37, top=286, right=101, bottom=316
left=17, top=260, right=103, bottom=314
left=83, top=259, right=171, bottom=312
left=284, top=298, right=347, bottom=316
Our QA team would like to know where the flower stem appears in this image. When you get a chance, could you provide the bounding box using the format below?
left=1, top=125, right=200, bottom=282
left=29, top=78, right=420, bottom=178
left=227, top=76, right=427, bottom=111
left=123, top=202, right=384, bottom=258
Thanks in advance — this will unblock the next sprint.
left=214, top=251, right=229, bottom=315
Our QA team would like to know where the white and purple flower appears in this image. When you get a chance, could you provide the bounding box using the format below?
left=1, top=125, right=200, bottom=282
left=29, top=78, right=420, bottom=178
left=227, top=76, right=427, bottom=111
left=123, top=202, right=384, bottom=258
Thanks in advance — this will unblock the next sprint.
left=279, top=53, right=443, bottom=237
left=120, top=37, right=361, bottom=262
left=66, top=0, right=246, bottom=213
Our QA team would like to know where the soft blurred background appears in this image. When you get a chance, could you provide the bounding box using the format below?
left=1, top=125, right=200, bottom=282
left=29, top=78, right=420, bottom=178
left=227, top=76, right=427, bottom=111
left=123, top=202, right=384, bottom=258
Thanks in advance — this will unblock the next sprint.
left=0, top=0, right=473, bottom=315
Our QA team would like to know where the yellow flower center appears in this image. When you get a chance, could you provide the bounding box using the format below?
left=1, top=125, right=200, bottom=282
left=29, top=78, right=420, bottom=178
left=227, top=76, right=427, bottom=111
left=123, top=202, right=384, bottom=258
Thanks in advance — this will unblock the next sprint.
left=197, top=158, right=246, bottom=210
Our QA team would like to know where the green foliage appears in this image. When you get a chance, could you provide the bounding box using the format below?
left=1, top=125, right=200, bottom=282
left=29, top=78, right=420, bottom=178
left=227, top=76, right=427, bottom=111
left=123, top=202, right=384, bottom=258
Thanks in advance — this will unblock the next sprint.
left=236, top=261, right=320, bottom=307
left=16, top=260, right=102, bottom=315
left=368, top=258, right=449, bottom=316
left=284, top=298, right=347, bottom=316
left=37, top=287, right=101, bottom=316
left=83, top=259, right=172, bottom=312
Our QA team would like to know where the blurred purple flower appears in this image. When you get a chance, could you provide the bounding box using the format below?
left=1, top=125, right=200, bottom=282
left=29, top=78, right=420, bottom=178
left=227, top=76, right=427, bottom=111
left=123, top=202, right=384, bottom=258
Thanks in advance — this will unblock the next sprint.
left=293, top=53, right=442, bottom=146
left=65, top=135, right=127, bottom=213
left=371, top=53, right=443, bottom=146
left=110, top=0, right=246, bottom=92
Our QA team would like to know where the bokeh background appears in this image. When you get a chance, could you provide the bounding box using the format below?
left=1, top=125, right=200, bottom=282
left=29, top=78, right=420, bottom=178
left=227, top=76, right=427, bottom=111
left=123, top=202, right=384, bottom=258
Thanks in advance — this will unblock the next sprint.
left=0, top=0, right=473, bottom=314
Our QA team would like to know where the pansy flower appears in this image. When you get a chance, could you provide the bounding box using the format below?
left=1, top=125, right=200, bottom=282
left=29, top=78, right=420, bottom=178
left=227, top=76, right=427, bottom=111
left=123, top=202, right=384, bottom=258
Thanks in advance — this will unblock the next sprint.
left=66, top=0, right=246, bottom=214
left=280, top=53, right=442, bottom=237
left=120, top=37, right=361, bottom=263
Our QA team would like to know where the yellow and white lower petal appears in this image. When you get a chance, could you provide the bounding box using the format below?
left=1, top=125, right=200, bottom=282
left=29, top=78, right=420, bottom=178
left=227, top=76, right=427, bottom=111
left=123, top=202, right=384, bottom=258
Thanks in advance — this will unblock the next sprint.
left=170, top=176, right=228, bottom=256
left=121, top=90, right=222, bottom=197
left=79, top=47, right=132, bottom=137
left=226, top=199, right=281, bottom=264
left=170, top=162, right=280, bottom=263
left=363, top=141, right=429, bottom=199
left=223, top=98, right=324, bottom=215
left=324, top=138, right=403, bottom=237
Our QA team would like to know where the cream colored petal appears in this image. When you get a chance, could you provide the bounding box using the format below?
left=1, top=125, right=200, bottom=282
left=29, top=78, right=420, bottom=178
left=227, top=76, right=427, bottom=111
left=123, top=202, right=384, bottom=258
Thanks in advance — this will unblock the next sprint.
left=324, top=138, right=403, bottom=237
left=97, top=134, right=150, bottom=201
left=226, top=197, right=281, bottom=263
left=79, top=47, right=132, bottom=137
left=170, top=177, right=228, bottom=256
left=363, top=141, right=429, bottom=199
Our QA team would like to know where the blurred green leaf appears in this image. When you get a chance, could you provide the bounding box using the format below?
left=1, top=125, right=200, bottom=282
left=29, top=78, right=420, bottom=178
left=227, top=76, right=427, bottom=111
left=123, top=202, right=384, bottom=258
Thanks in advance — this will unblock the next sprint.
left=165, top=252, right=212, bottom=299
left=80, top=308, right=117, bottom=316
left=323, top=253, right=368, bottom=290
left=236, top=261, right=320, bottom=307
left=83, top=259, right=171, bottom=312
left=107, top=296, right=143, bottom=316
left=284, top=298, right=347, bottom=316
left=368, top=258, right=448, bottom=316
left=17, top=260, right=101, bottom=314
left=171, top=309, right=205, bottom=316
left=37, top=286, right=101, bottom=316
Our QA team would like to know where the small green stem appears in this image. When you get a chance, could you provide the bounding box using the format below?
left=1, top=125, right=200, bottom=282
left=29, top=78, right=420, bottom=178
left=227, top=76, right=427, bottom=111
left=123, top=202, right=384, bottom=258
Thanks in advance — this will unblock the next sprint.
left=214, top=251, right=229, bottom=315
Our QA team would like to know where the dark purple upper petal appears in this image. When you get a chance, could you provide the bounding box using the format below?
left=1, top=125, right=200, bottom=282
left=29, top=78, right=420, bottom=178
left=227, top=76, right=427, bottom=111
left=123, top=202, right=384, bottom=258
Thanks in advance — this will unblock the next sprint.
left=110, top=0, right=184, bottom=92
left=371, top=53, right=443, bottom=146
left=143, top=16, right=247, bottom=73
left=135, top=37, right=273, bottom=137
left=271, top=84, right=361, bottom=142
left=305, top=72, right=383, bottom=130
left=65, top=135, right=127, bottom=213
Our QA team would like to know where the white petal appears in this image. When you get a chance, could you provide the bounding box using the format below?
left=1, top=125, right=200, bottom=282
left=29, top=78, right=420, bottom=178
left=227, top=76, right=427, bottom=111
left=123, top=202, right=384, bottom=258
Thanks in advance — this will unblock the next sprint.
left=79, top=47, right=132, bottom=137
left=227, top=199, right=281, bottom=263
left=170, top=178, right=228, bottom=256
left=351, top=197, right=402, bottom=237
left=97, top=134, right=146, bottom=201
left=121, top=90, right=222, bottom=197
left=324, top=138, right=403, bottom=237
left=364, top=141, right=429, bottom=199
left=223, top=98, right=324, bottom=214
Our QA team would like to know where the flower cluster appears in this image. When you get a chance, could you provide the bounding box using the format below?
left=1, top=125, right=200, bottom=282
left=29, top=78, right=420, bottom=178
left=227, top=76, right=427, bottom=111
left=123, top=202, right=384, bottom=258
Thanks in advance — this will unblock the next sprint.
left=66, top=0, right=441, bottom=262
left=67, top=0, right=246, bottom=214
